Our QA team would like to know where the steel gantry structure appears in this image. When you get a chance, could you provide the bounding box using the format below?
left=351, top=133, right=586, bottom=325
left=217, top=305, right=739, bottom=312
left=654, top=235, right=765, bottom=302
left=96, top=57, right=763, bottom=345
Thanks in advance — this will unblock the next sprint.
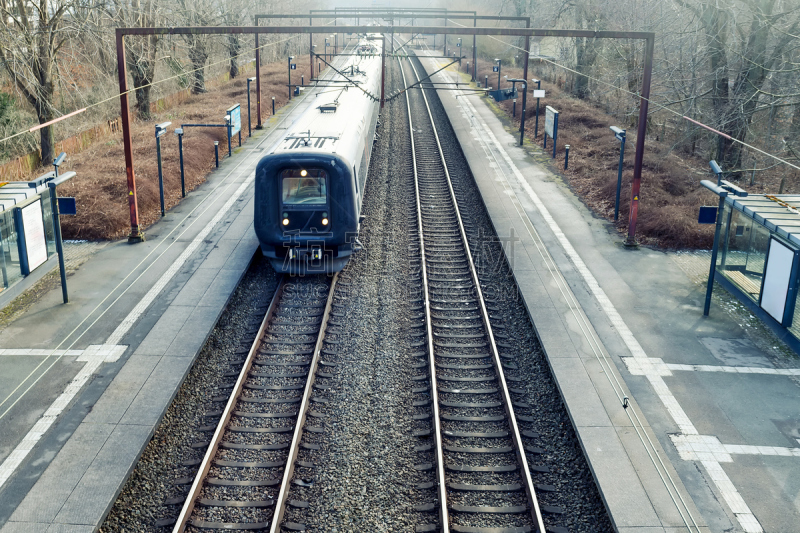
left=116, top=21, right=653, bottom=245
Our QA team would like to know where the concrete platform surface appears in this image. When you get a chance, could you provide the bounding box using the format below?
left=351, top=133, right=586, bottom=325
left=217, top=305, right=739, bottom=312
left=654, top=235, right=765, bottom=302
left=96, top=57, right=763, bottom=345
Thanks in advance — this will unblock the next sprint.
left=0, top=91, right=317, bottom=532
left=423, top=50, right=800, bottom=533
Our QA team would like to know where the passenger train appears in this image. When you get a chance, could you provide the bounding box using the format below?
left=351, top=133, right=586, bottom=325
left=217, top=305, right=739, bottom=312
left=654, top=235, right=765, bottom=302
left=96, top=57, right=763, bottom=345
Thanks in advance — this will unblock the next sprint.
left=254, top=35, right=383, bottom=274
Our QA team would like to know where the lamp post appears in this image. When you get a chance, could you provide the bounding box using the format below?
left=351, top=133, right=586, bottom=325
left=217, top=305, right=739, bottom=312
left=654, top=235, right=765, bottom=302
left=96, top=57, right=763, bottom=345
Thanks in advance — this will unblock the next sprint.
left=457, top=38, right=462, bottom=66
left=288, top=56, right=294, bottom=100
left=246, top=77, right=255, bottom=137
left=325, top=38, right=329, bottom=62
left=175, top=128, right=185, bottom=197
left=610, top=126, right=626, bottom=221
left=154, top=121, right=171, bottom=217
left=53, top=152, right=66, bottom=177
left=532, top=78, right=541, bottom=137
left=507, top=78, right=527, bottom=146
left=311, top=45, right=316, bottom=77
left=495, top=58, right=502, bottom=89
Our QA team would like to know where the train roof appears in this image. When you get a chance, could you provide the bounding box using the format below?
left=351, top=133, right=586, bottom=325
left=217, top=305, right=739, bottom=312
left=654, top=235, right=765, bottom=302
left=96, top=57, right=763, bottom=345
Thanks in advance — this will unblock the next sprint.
left=267, top=37, right=384, bottom=166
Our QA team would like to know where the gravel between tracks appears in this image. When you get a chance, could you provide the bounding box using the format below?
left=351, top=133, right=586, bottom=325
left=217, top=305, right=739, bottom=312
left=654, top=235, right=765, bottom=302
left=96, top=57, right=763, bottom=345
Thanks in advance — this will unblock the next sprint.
left=99, top=256, right=279, bottom=532
left=411, top=53, right=614, bottom=532
left=102, top=51, right=613, bottom=533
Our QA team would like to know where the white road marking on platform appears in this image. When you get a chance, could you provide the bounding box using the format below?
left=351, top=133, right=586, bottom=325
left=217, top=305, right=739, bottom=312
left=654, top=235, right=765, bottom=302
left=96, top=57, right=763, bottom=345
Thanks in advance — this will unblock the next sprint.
left=0, top=345, right=125, bottom=362
left=0, top=173, right=253, bottom=491
left=624, top=356, right=800, bottom=377
left=431, top=62, right=763, bottom=532
left=0, top=347, right=114, bottom=486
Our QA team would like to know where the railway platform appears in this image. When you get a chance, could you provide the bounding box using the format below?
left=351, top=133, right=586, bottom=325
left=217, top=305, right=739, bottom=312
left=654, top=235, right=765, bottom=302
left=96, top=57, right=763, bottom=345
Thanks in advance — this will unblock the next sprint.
left=422, top=51, right=800, bottom=533
left=0, top=92, right=315, bottom=532
left=0, top=50, right=795, bottom=533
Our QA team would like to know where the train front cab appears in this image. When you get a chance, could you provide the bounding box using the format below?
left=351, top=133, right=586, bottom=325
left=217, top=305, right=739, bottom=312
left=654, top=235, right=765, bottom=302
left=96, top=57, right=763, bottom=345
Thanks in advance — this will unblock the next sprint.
left=255, top=154, right=358, bottom=274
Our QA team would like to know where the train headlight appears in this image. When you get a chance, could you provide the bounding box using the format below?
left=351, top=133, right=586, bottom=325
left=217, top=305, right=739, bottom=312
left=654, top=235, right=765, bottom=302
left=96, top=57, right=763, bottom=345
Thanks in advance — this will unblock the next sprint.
left=282, top=218, right=290, bottom=226
left=322, top=218, right=329, bottom=226
left=300, top=169, right=307, bottom=177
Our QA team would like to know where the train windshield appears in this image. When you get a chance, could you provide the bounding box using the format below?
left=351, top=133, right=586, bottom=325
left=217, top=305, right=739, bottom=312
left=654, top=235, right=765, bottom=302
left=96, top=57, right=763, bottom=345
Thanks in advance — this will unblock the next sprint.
left=281, top=169, right=328, bottom=205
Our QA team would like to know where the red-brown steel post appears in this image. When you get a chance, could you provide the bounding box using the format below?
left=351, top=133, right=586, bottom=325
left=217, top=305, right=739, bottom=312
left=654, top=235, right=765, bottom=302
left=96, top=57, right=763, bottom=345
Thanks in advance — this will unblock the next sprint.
left=625, top=35, right=654, bottom=245
left=116, top=29, right=143, bottom=242
left=522, top=18, right=530, bottom=135
left=255, top=31, right=262, bottom=128
left=380, top=35, right=386, bottom=108
left=309, top=16, right=314, bottom=80
left=472, top=16, right=477, bottom=81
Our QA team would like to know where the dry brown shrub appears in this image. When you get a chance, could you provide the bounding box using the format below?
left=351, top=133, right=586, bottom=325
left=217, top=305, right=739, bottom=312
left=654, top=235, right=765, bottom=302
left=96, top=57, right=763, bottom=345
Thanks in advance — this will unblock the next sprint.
left=469, top=59, right=729, bottom=249
left=30, top=56, right=312, bottom=241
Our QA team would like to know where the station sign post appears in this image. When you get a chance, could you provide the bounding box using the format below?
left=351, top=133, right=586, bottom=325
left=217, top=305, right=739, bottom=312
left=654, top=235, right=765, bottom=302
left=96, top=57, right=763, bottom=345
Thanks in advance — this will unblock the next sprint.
left=47, top=171, right=77, bottom=303
left=155, top=121, right=171, bottom=217
left=544, top=106, right=558, bottom=158
left=228, top=104, right=242, bottom=147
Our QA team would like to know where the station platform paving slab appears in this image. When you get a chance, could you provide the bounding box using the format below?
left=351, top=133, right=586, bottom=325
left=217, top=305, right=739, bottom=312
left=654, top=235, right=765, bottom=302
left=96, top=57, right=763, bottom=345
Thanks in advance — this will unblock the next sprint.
left=421, top=51, right=800, bottom=533
left=0, top=92, right=316, bottom=532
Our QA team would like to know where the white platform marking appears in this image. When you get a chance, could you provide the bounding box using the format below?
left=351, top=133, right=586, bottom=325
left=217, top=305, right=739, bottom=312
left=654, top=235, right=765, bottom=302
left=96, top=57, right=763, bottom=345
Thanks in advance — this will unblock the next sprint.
left=0, top=173, right=254, bottom=490
left=0, top=345, right=125, bottom=486
left=430, top=60, right=763, bottom=532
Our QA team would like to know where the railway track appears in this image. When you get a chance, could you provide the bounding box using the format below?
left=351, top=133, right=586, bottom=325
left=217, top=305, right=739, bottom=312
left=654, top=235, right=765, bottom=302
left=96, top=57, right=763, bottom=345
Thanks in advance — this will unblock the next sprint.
left=399, top=49, right=567, bottom=533
left=171, top=274, right=337, bottom=533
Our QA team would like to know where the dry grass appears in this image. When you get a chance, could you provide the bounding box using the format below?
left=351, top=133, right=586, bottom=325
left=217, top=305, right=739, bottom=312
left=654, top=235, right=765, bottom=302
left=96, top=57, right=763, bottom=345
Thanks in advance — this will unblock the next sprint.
left=464, top=58, right=799, bottom=249
left=47, top=56, right=312, bottom=241
left=19, top=51, right=797, bottom=249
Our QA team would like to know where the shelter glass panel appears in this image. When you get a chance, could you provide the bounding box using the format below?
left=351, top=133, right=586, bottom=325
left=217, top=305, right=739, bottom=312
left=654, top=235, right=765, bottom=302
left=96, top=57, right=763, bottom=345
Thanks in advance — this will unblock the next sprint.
left=0, top=210, right=22, bottom=289
left=717, top=205, right=769, bottom=301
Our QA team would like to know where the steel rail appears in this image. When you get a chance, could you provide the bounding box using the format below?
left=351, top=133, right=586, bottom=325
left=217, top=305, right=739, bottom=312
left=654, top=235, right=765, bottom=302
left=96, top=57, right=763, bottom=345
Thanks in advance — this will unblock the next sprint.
left=403, top=47, right=547, bottom=533
left=269, top=272, right=339, bottom=532
left=172, top=275, right=288, bottom=533
left=398, top=52, right=450, bottom=533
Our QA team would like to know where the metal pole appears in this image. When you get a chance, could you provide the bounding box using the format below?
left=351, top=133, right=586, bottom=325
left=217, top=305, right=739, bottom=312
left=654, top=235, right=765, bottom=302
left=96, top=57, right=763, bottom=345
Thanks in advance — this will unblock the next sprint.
left=485, top=75, right=488, bottom=88
left=115, top=29, right=143, bottom=242
left=309, top=16, right=313, bottom=82
left=564, top=145, right=570, bottom=169
left=288, top=56, right=292, bottom=100
left=513, top=99, right=516, bottom=118
left=48, top=183, right=68, bottom=303
left=227, top=124, right=232, bottom=157
left=472, top=15, right=477, bottom=82
left=247, top=78, right=252, bottom=137
left=625, top=35, right=655, bottom=246
left=534, top=80, right=541, bottom=137
left=214, top=141, right=219, bottom=167
left=272, top=97, right=275, bottom=115
left=178, top=132, right=185, bottom=197
left=497, top=59, right=501, bottom=90
left=614, top=134, right=626, bottom=221
left=156, top=135, right=165, bottom=217
left=380, top=35, right=386, bottom=108
left=255, top=32, right=262, bottom=130
left=704, top=193, right=727, bottom=316
left=519, top=82, right=527, bottom=146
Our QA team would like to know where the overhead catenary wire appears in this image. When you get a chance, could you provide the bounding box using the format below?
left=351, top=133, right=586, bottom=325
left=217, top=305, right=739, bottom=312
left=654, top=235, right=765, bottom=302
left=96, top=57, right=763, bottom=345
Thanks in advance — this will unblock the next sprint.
left=0, top=24, right=333, bottom=147
left=444, top=18, right=800, bottom=173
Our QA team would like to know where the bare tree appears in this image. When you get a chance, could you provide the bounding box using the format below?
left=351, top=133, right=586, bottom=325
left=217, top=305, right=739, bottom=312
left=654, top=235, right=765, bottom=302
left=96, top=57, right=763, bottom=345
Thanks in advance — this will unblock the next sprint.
left=113, top=0, right=161, bottom=118
left=0, top=0, right=75, bottom=163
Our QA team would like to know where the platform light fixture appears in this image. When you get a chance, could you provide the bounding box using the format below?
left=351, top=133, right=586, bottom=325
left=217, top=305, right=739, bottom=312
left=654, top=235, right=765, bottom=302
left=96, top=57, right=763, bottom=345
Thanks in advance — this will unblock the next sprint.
left=246, top=77, right=256, bottom=137
left=506, top=78, right=528, bottom=146
left=610, top=126, right=626, bottom=221
left=53, top=152, right=66, bottom=177
left=495, top=58, right=502, bottom=89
